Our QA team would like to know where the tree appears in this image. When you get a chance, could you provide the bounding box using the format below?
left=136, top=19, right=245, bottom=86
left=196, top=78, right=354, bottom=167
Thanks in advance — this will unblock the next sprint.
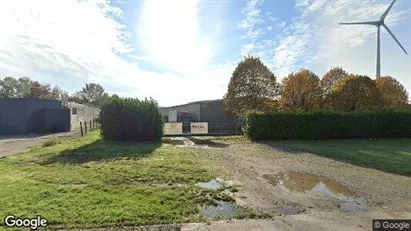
left=223, top=56, right=280, bottom=116
left=0, top=77, right=20, bottom=98
left=27, top=81, right=54, bottom=99
left=16, top=77, right=31, bottom=97
left=75, top=83, right=108, bottom=107
left=279, top=69, right=323, bottom=111
left=325, top=74, right=379, bottom=111
left=375, top=76, right=408, bottom=109
left=51, top=86, right=62, bottom=100
left=321, top=66, right=348, bottom=93
left=60, top=90, right=70, bottom=104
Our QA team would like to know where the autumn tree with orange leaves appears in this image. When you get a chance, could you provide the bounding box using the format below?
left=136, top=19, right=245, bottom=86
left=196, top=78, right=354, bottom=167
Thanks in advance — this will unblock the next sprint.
left=321, top=66, right=348, bottom=93
left=375, top=76, right=408, bottom=109
left=325, top=75, right=380, bottom=111
left=280, top=69, right=323, bottom=111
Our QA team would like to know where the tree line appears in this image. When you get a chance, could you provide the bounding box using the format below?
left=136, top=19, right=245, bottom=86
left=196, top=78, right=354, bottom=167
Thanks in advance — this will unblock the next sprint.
left=0, top=76, right=111, bottom=108
left=224, top=56, right=410, bottom=115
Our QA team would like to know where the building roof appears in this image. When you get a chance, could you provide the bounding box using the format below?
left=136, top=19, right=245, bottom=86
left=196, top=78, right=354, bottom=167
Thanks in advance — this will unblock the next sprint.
left=159, top=99, right=223, bottom=109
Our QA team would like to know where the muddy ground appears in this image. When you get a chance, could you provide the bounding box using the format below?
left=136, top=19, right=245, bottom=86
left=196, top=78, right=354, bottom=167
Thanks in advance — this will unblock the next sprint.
left=178, top=139, right=411, bottom=231
left=8, top=136, right=411, bottom=231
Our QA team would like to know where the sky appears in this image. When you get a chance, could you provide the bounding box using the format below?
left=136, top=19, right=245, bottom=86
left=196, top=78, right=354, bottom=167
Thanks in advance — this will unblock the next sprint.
left=0, top=0, right=410, bottom=107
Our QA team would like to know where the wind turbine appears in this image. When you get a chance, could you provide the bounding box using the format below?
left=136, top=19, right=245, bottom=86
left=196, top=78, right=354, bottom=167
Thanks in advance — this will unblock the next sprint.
left=339, top=0, right=408, bottom=78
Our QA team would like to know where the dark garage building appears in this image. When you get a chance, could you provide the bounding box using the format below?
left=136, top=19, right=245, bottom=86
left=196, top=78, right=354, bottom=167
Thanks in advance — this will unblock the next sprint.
left=159, top=99, right=240, bottom=133
left=0, top=98, right=71, bottom=135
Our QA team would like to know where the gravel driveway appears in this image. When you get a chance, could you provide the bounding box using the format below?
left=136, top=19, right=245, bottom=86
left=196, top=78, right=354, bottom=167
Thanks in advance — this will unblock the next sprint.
left=0, top=131, right=79, bottom=158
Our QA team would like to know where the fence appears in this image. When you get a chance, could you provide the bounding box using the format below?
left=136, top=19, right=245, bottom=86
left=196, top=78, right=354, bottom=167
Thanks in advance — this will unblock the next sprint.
left=79, top=118, right=100, bottom=137
left=77, top=119, right=243, bottom=137
left=207, top=121, right=243, bottom=135
left=164, top=120, right=244, bottom=137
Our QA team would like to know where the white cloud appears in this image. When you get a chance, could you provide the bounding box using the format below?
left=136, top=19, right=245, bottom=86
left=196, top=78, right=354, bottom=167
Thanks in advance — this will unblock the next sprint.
left=238, top=0, right=265, bottom=56
left=0, top=0, right=233, bottom=107
left=238, top=0, right=264, bottom=30
left=137, top=0, right=214, bottom=76
left=276, top=21, right=287, bottom=30
left=270, top=0, right=410, bottom=86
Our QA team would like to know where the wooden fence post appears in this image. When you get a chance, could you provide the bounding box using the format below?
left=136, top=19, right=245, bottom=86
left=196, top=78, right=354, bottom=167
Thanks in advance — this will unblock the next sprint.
left=80, top=122, right=83, bottom=137
left=85, top=121, right=88, bottom=134
left=90, top=120, right=92, bottom=131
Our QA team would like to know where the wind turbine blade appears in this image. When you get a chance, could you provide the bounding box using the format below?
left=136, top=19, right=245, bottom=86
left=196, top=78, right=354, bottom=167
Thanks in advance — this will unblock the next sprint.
left=383, top=24, right=408, bottom=54
left=381, top=0, right=397, bottom=21
left=339, top=21, right=379, bottom=25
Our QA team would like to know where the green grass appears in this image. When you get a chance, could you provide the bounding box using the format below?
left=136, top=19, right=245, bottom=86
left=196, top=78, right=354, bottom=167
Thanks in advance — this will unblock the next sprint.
left=42, top=137, right=62, bottom=147
left=270, top=139, right=411, bottom=177
left=0, top=131, right=241, bottom=229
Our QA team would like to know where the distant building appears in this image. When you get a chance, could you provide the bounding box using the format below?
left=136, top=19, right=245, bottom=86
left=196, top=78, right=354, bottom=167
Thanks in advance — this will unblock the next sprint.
left=159, top=99, right=239, bottom=133
left=0, top=98, right=70, bottom=134
left=67, top=102, right=100, bottom=131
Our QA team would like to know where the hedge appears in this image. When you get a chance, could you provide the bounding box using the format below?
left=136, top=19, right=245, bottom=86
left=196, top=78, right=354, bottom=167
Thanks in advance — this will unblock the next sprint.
left=244, top=110, right=411, bottom=140
left=99, top=97, right=164, bottom=141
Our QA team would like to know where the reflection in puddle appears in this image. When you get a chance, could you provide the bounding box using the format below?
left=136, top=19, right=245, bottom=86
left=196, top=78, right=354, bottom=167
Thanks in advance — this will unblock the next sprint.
left=196, top=179, right=223, bottom=190
left=263, top=172, right=368, bottom=212
left=202, top=201, right=237, bottom=218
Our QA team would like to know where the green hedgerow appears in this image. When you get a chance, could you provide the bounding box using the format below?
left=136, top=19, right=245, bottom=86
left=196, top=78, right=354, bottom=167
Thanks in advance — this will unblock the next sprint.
left=99, top=97, right=164, bottom=141
left=244, top=110, right=411, bottom=140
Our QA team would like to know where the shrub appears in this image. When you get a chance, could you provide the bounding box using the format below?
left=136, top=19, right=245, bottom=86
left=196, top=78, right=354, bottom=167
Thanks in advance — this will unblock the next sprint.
left=244, top=110, right=411, bottom=141
left=43, top=137, right=62, bottom=147
left=99, top=97, right=164, bottom=141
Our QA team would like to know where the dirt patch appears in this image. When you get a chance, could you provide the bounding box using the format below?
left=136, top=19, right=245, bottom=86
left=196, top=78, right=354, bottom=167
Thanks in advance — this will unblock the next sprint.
left=188, top=137, right=230, bottom=148
left=191, top=141, right=411, bottom=230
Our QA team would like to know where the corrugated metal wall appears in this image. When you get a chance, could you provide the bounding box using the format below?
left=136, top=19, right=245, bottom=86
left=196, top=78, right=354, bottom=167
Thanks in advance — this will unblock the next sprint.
left=43, top=109, right=71, bottom=132
left=199, top=100, right=234, bottom=122
left=0, top=98, right=68, bottom=134
left=0, top=99, right=28, bottom=134
left=159, top=103, right=201, bottom=121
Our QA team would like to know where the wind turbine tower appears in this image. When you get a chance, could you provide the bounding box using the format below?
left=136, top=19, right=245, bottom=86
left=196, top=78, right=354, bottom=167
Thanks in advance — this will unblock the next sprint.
left=339, top=0, right=408, bottom=78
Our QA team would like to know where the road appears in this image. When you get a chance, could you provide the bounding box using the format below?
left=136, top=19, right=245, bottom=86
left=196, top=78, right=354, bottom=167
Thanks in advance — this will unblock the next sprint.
left=0, top=132, right=78, bottom=158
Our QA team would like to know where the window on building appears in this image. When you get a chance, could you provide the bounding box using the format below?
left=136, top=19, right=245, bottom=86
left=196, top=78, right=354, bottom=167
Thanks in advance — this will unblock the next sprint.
left=72, top=108, right=77, bottom=115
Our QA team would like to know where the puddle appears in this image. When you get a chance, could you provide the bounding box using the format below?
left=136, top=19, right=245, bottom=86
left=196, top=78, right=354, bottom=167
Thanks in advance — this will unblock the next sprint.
left=163, top=137, right=229, bottom=148
left=188, top=137, right=230, bottom=148
left=196, top=179, right=224, bottom=190
left=339, top=198, right=368, bottom=212
left=202, top=201, right=237, bottom=218
left=263, top=172, right=368, bottom=212
left=163, top=137, right=194, bottom=146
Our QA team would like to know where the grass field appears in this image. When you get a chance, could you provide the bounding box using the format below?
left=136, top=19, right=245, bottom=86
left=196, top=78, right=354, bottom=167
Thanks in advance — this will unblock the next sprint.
left=270, top=139, right=411, bottom=177
left=0, top=131, right=256, bottom=229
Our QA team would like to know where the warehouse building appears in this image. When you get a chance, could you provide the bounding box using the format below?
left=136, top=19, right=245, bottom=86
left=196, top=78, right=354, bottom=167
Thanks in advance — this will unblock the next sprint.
left=0, top=98, right=70, bottom=134
left=0, top=98, right=100, bottom=135
left=67, top=102, right=100, bottom=131
left=159, top=99, right=240, bottom=133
